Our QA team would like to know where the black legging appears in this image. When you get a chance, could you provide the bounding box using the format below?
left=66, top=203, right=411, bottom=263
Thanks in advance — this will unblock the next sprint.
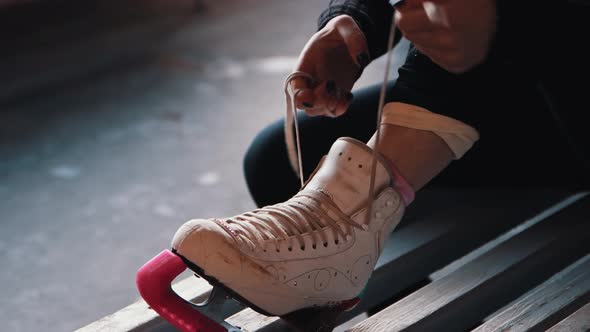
left=243, top=48, right=588, bottom=208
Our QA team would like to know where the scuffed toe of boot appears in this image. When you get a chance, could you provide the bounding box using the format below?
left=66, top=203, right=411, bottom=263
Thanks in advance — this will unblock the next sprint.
left=171, top=219, right=243, bottom=283
left=168, top=138, right=409, bottom=316
left=172, top=219, right=277, bottom=288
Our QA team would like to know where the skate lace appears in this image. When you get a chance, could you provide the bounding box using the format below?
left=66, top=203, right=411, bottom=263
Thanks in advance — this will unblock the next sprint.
left=237, top=14, right=399, bottom=252
left=284, top=18, right=397, bottom=226
left=222, top=189, right=358, bottom=252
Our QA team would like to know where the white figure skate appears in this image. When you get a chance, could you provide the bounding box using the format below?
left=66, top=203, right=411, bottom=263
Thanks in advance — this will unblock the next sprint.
left=136, top=17, right=404, bottom=332
left=137, top=137, right=412, bottom=331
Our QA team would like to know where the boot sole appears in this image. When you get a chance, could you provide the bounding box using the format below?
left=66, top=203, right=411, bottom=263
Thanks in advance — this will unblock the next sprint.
left=172, top=248, right=360, bottom=319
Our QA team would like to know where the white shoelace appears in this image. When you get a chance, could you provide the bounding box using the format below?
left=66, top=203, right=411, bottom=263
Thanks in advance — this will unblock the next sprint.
left=221, top=190, right=358, bottom=252
left=284, top=20, right=397, bottom=225
left=284, top=71, right=313, bottom=188
left=221, top=20, right=398, bottom=253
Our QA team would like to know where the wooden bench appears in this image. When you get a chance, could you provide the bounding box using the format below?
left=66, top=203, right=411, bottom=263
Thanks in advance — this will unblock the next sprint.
left=78, top=189, right=590, bottom=332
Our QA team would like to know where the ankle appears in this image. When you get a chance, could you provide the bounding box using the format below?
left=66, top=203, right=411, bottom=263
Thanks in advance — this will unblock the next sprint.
left=367, top=124, right=454, bottom=193
left=380, top=155, right=415, bottom=205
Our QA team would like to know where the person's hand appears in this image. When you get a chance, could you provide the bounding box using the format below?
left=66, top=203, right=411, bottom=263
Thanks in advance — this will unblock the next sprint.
left=289, top=15, right=370, bottom=117
left=395, top=0, right=496, bottom=73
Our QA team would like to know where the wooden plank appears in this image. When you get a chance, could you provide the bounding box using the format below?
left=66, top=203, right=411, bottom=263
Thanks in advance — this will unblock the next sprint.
left=223, top=190, right=573, bottom=332
left=334, top=313, right=369, bottom=332
left=77, top=277, right=214, bottom=332
left=349, top=194, right=590, bottom=332
left=546, top=302, right=590, bottom=332
left=77, top=276, right=245, bottom=332
left=474, top=255, right=590, bottom=332
left=76, top=189, right=569, bottom=332
left=430, top=193, right=586, bottom=280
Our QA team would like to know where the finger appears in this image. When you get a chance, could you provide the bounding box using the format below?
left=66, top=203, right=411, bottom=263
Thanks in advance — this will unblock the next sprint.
left=313, top=80, right=350, bottom=117
left=288, top=74, right=316, bottom=109
left=312, top=80, right=339, bottom=116
left=331, top=92, right=354, bottom=118
left=395, top=7, right=437, bottom=34
left=404, top=30, right=455, bottom=51
left=335, top=17, right=371, bottom=69
left=303, top=106, right=324, bottom=117
left=294, top=88, right=316, bottom=109
left=422, top=1, right=450, bottom=27
left=397, top=0, right=451, bottom=27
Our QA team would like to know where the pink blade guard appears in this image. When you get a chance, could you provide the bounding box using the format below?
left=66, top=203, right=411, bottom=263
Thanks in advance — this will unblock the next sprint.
left=136, top=250, right=227, bottom=332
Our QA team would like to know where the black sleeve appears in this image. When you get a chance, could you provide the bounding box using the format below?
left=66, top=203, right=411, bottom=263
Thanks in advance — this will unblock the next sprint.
left=491, top=1, right=553, bottom=72
left=318, top=1, right=587, bottom=75
left=489, top=1, right=588, bottom=77
left=317, top=0, right=400, bottom=60
left=389, top=45, right=464, bottom=118
left=389, top=44, right=500, bottom=128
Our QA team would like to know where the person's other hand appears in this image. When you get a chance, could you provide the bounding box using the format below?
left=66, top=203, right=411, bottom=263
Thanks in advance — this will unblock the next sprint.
left=395, top=0, right=496, bottom=73
left=290, top=15, right=369, bottom=117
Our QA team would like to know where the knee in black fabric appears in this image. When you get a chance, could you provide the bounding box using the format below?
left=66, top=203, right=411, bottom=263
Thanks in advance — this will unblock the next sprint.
left=243, top=120, right=300, bottom=208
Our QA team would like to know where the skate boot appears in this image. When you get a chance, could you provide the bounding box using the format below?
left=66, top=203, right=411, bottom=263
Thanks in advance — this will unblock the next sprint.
left=171, top=137, right=413, bottom=317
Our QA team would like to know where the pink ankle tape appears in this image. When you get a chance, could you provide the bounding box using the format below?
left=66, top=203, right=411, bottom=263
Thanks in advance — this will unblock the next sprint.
left=384, top=159, right=415, bottom=205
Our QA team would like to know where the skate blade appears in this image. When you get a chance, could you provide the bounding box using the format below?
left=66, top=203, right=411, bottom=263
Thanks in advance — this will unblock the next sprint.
left=176, top=249, right=363, bottom=332
left=177, top=250, right=361, bottom=319
left=136, top=249, right=241, bottom=332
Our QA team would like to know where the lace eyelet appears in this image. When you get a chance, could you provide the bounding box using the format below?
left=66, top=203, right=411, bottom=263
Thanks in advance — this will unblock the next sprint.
left=334, top=240, right=339, bottom=245
left=312, top=244, right=317, bottom=249
left=300, top=246, right=305, bottom=251
left=288, top=247, right=292, bottom=252
left=276, top=248, right=280, bottom=253
left=323, top=242, right=328, bottom=248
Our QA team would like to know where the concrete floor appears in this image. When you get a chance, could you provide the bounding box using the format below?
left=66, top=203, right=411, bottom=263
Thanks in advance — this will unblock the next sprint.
left=0, top=1, right=407, bottom=331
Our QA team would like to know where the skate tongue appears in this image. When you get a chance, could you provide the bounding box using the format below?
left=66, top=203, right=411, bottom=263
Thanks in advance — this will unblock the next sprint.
left=304, top=138, right=392, bottom=216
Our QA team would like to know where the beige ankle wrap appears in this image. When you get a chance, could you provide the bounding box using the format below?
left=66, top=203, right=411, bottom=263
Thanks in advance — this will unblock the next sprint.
left=382, top=102, right=480, bottom=159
